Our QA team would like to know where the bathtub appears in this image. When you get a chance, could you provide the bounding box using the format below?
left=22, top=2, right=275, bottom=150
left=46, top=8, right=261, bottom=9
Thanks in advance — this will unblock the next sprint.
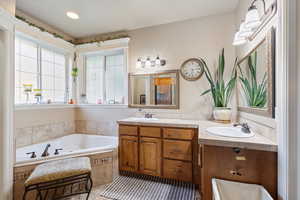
left=14, top=134, right=118, bottom=200
left=15, top=134, right=118, bottom=166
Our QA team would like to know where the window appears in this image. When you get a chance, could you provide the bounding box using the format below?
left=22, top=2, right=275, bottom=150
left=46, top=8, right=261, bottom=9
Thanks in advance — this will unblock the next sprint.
left=85, top=51, right=125, bottom=104
left=15, top=36, right=67, bottom=104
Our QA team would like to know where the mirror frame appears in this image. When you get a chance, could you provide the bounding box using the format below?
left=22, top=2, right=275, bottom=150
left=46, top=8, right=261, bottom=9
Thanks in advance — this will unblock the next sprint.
left=237, top=27, right=276, bottom=118
left=128, top=70, right=180, bottom=109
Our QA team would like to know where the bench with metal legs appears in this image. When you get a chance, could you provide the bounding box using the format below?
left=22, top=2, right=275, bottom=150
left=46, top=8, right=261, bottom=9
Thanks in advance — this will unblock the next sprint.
left=22, top=157, right=93, bottom=200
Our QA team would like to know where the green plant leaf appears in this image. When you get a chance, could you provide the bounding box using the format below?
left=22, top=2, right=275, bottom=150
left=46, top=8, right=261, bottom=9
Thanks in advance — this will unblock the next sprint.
left=200, top=49, right=237, bottom=107
left=201, top=89, right=211, bottom=96
left=239, top=51, right=267, bottom=107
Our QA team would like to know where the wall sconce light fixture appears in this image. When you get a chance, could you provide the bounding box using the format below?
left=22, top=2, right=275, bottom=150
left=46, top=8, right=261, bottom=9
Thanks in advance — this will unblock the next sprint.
left=136, top=56, right=166, bottom=69
left=233, top=0, right=277, bottom=46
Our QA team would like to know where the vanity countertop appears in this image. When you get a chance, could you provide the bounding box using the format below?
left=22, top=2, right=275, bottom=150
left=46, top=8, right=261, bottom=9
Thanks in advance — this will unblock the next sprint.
left=117, top=117, right=200, bottom=128
left=117, top=118, right=278, bottom=152
left=197, top=121, right=278, bottom=152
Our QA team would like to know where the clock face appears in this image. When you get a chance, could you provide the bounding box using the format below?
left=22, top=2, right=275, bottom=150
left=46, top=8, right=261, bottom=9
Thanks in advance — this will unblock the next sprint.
left=180, top=58, right=204, bottom=81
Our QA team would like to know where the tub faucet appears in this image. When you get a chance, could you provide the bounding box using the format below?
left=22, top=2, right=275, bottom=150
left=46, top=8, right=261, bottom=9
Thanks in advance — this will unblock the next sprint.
left=41, top=144, right=51, bottom=157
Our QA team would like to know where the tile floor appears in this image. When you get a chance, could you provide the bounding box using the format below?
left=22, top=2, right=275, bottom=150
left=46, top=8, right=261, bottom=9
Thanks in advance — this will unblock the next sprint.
left=66, top=185, right=110, bottom=200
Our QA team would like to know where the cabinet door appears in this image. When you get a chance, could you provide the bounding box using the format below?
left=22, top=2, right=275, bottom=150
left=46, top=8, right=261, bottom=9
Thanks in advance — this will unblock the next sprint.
left=119, top=136, right=138, bottom=172
left=201, top=145, right=277, bottom=200
left=140, top=137, right=162, bottom=176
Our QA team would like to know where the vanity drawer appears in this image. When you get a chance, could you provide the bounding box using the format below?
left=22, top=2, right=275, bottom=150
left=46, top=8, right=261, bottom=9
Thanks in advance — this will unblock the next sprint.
left=140, top=127, right=161, bottom=138
left=163, top=140, right=192, bottom=161
left=163, top=159, right=192, bottom=182
left=119, top=125, right=138, bottom=136
left=163, top=128, right=194, bottom=140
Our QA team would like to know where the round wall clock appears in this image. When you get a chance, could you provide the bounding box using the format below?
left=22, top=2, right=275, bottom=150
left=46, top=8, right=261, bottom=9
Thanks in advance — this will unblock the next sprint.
left=180, top=58, right=204, bottom=81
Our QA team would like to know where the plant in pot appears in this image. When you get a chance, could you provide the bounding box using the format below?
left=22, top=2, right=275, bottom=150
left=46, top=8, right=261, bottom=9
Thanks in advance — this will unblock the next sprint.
left=238, top=51, right=267, bottom=108
left=200, top=48, right=237, bottom=122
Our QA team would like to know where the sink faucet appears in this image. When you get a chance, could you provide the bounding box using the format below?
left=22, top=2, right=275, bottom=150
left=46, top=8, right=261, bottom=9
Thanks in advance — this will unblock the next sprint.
left=144, top=113, right=154, bottom=118
left=41, top=144, right=51, bottom=157
left=233, top=123, right=251, bottom=134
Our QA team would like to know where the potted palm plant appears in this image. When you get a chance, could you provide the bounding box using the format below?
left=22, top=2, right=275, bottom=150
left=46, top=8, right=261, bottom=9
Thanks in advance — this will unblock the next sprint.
left=200, top=49, right=237, bottom=121
left=238, top=51, right=267, bottom=108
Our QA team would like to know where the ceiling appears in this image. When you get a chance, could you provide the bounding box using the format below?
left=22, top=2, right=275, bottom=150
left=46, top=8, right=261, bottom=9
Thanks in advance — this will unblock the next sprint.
left=16, top=0, right=238, bottom=38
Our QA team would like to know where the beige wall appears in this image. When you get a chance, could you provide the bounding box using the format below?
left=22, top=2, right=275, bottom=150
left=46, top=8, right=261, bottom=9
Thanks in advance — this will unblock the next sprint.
left=73, top=13, right=237, bottom=137
left=0, top=0, right=15, bottom=15
left=128, top=13, right=236, bottom=119
left=16, top=13, right=237, bottom=138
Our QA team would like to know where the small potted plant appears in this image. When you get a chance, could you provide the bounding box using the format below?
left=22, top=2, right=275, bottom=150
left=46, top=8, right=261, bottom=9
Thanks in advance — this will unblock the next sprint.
left=33, top=89, right=42, bottom=104
left=200, top=49, right=237, bottom=122
left=23, top=84, right=33, bottom=104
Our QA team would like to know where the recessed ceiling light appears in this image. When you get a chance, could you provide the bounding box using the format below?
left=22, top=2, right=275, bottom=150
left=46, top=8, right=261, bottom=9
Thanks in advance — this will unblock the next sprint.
left=66, top=11, right=79, bottom=20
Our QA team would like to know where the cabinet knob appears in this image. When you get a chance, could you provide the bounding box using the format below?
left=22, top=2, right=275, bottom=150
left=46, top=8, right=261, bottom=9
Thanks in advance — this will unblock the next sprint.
left=230, top=169, right=242, bottom=176
left=233, top=147, right=241, bottom=154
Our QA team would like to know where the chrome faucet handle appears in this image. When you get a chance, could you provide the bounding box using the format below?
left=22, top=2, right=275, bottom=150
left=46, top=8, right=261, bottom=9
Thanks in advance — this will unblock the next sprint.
left=144, top=113, right=154, bottom=118
left=54, top=148, right=63, bottom=155
left=26, top=151, right=37, bottom=158
left=233, top=123, right=251, bottom=133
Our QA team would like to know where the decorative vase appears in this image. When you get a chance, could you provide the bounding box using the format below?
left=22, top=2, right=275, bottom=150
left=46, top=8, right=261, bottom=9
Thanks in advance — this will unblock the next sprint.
left=213, top=107, right=232, bottom=122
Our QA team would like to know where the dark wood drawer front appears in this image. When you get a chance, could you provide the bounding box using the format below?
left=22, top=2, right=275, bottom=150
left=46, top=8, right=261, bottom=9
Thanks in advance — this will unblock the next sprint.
left=140, top=127, right=161, bottom=138
left=163, top=140, right=192, bottom=161
left=119, top=125, right=138, bottom=136
left=163, top=128, right=194, bottom=140
left=163, top=159, right=192, bottom=182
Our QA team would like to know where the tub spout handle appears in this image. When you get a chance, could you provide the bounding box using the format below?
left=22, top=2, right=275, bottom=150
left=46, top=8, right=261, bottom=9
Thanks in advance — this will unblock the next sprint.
left=54, top=148, right=63, bottom=155
left=26, top=151, right=37, bottom=158
left=41, top=144, right=51, bottom=157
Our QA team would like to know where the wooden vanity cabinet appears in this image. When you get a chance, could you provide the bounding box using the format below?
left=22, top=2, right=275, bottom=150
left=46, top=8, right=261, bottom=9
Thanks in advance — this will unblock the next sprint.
left=118, top=125, right=198, bottom=183
left=200, top=145, right=277, bottom=200
left=119, top=136, right=138, bottom=172
left=140, top=137, right=161, bottom=176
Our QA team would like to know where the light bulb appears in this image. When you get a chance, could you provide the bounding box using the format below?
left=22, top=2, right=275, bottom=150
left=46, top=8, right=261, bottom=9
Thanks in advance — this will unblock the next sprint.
left=145, top=57, right=151, bottom=68
left=232, top=32, right=247, bottom=46
left=66, top=11, right=80, bottom=20
left=136, top=58, right=142, bottom=69
left=245, top=6, right=261, bottom=29
left=239, top=22, right=253, bottom=38
left=155, top=56, right=161, bottom=66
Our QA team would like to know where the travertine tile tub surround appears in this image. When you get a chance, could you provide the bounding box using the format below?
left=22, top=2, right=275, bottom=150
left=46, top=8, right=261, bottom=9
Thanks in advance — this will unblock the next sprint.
left=14, top=151, right=117, bottom=200
left=15, top=120, right=76, bottom=148
left=15, top=119, right=119, bottom=148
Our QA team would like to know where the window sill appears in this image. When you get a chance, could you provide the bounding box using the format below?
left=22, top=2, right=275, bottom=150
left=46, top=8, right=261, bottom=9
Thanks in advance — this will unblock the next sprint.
left=15, top=104, right=76, bottom=111
left=14, top=104, right=129, bottom=111
left=76, top=104, right=129, bottom=109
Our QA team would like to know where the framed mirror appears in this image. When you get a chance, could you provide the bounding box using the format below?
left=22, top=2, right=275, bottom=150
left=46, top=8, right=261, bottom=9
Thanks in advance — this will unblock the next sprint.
left=237, top=28, right=276, bottom=118
left=129, top=70, right=179, bottom=109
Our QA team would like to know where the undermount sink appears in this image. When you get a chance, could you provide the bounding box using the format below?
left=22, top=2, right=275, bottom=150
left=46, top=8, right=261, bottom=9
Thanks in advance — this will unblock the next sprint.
left=130, top=117, right=160, bottom=121
left=206, top=126, right=255, bottom=138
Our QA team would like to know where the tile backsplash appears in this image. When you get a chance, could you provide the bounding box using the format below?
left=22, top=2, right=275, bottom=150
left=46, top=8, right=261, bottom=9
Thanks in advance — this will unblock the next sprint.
left=75, top=120, right=118, bottom=136
left=15, top=120, right=118, bottom=148
left=15, top=121, right=76, bottom=148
